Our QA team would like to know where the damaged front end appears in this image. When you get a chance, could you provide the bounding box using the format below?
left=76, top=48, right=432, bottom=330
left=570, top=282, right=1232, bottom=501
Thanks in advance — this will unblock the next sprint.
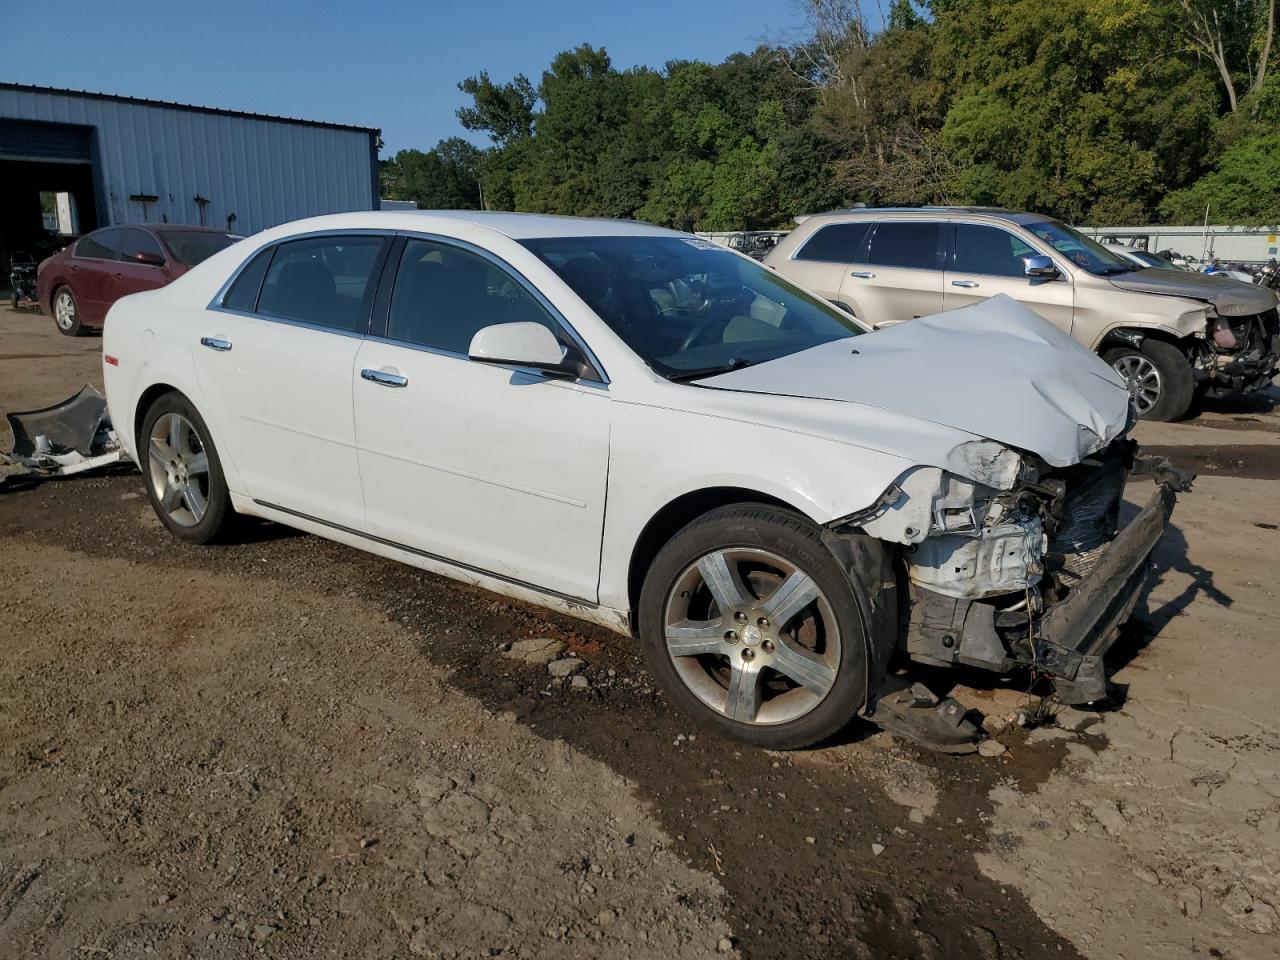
left=0, top=386, right=125, bottom=487
left=1192, top=306, right=1280, bottom=395
left=827, top=436, right=1192, bottom=748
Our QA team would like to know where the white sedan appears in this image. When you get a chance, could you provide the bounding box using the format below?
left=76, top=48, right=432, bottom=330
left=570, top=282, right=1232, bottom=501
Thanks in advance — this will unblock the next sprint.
left=102, top=211, right=1187, bottom=751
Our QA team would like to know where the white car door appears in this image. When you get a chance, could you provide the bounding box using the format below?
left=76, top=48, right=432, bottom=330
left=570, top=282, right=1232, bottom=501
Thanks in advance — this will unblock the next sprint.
left=193, top=234, right=389, bottom=529
left=352, top=236, right=611, bottom=602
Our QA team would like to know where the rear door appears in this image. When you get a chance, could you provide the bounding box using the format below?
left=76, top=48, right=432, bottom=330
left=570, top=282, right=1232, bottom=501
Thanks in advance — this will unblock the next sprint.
left=943, top=222, right=1074, bottom=333
left=70, top=228, right=126, bottom=323
left=111, top=228, right=174, bottom=304
left=779, top=221, right=872, bottom=307
left=191, top=233, right=390, bottom=529
left=839, top=220, right=945, bottom=326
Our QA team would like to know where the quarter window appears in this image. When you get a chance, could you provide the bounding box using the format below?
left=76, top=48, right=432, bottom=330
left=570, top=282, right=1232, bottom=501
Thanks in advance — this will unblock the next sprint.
left=953, top=224, right=1037, bottom=277
left=794, top=222, right=872, bottom=263
left=388, top=239, right=559, bottom=354
left=257, top=236, right=385, bottom=334
left=75, top=229, right=124, bottom=260
left=864, top=222, right=942, bottom=270
left=222, top=247, right=274, bottom=313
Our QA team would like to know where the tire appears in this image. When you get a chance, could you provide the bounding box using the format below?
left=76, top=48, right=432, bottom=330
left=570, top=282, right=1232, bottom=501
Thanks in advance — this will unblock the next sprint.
left=1103, top=339, right=1195, bottom=422
left=139, top=392, right=234, bottom=544
left=637, top=503, right=872, bottom=750
left=51, top=286, right=84, bottom=336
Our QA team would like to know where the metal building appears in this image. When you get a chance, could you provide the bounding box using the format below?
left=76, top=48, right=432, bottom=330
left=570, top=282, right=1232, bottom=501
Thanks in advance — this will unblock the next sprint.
left=0, top=82, right=379, bottom=272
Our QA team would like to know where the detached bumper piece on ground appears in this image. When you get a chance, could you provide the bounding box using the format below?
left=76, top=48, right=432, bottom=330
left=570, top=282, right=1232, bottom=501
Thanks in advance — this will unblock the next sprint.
left=863, top=446, right=1195, bottom=753
left=0, top=386, right=125, bottom=487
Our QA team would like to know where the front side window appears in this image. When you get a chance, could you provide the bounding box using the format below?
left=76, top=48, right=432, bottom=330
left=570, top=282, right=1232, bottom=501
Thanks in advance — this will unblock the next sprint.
left=76, top=229, right=124, bottom=260
left=523, top=236, right=862, bottom=379
left=952, top=224, right=1038, bottom=277
left=117, top=228, right=165, bottom=264
left=257, top=236, right=385, bottom=333
left=161, top=230, right=240, bottom=267
left=864, top=222, right=941, bottom=270
left=388, top=239, right=558, bottom=354
left=1023, top=218, right=1137, bottom=276
left=794, top=222, right=872, bottom=263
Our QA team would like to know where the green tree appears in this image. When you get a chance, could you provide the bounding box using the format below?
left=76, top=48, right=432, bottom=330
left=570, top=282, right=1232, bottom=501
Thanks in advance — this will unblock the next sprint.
left=381, top=138, right=484, bottom=209
left=1158, top=129, right=1280, bottom=223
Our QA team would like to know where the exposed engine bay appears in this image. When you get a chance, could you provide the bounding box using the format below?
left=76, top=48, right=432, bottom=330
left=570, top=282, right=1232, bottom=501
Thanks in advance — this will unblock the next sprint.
left=829, top=435, right=1193, bottom=725
left=1193, top=306, right=1279, bottom=394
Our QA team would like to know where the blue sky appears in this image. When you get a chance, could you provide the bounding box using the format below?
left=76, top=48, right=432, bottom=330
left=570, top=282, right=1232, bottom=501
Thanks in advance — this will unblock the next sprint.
left=5, top=0, right=823, bottom=154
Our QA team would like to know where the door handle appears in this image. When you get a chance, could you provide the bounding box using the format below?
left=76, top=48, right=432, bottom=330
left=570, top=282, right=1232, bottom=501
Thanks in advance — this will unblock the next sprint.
left=361, top=368, right=408, bottom=388
left=951, top=280, right=980, bottom=288
left=849, top=271, right=876, bottom=279
left=200, top=336, right=232, bottom=352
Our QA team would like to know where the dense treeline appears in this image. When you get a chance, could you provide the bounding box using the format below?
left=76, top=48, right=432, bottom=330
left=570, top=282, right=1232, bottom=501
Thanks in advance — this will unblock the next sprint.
left=380, top=0, right=1280, bottom=228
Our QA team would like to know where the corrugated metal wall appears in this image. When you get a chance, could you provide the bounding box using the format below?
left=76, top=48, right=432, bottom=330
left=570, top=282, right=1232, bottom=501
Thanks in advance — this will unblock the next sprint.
left=0, top=86, right=377, bottom=235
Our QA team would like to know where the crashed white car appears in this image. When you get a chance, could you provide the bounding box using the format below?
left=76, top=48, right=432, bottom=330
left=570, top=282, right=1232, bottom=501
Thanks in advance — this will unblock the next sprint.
left=102, top=212, right=1189, bottom=750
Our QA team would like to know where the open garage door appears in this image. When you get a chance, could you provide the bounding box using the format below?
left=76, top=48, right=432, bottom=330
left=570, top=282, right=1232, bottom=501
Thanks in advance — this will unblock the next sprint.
left=0, top=119, right=100, bottom=293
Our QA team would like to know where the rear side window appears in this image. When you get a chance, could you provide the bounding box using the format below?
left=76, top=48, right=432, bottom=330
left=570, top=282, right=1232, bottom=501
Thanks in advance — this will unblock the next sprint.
left=388, top=238, right=559, bottom=353
left=117, top=228, right=165, bottom=264
left=222, top=247, right=274, bottom=313
left=75, top=229, right=124, bottom=260
left=256, top=236, right=386, bottom=334
left=952, top=224, right=1037, bottom=277
left=865, top=222, right=942, bottom=270
left=794, top=222, right=872, bottom=263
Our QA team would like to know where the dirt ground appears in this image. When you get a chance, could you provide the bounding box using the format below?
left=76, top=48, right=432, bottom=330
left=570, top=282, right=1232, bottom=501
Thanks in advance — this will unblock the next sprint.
left=2, top=304, right=1278, bottom=959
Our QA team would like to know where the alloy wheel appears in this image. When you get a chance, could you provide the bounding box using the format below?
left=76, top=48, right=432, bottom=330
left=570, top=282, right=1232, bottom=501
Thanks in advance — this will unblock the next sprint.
left=147, top=413, right=211, bottom=527
left=54, top=290, right=76, bottom=331
left=663, top=548, right=840, bottom=725
left=1111, top=354, right=1162, bottom=415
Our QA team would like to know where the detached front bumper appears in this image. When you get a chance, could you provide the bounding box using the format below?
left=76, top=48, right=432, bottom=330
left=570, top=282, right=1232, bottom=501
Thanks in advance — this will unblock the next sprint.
left=900, top=457, right=1189, bottom=705
left=1028, top=484, right=1173, bottom=703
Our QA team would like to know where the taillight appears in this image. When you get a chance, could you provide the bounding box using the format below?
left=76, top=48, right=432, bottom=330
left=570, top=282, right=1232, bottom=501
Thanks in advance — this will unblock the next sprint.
left=104, top=355, right=119, bottom=366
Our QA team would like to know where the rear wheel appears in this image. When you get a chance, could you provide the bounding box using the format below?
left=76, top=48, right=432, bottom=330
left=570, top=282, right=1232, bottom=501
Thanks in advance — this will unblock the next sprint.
left=1103, top=339, right=1194, bottom=422
left=638, top=504, right=871, bottom=749
left=140, top=393, right=233, bottom=544
left=52, top=286, right=84, bottom=336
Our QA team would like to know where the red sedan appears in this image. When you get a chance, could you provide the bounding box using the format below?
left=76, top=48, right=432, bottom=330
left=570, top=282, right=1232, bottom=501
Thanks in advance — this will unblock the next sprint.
left=37, top=224, right=240, bottom=336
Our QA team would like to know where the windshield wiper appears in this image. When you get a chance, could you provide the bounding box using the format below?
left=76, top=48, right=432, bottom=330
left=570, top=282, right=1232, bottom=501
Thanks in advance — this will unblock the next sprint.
left=1099, top=264, right=1139, bottom=276
left=666, top=357, right=757, bottom=382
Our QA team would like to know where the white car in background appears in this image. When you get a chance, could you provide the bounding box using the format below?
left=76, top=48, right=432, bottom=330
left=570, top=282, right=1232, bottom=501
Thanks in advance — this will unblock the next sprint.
left=102, top=212, right=1188, bottom=751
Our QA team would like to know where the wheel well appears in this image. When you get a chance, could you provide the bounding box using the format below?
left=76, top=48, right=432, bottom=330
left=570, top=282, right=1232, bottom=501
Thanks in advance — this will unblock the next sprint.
left=1097, top=326, right=1190, bottom=355
left=134, top=383, right=182, bottom=445
left=626, top=486, right=796, bottom=634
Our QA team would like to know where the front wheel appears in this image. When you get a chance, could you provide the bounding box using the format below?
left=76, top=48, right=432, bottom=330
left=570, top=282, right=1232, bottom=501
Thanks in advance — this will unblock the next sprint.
left=140, top=392, right=234, bottom=544
left=637, top=504, right=871, bottom=750
left=1103, top=339, right=1195, bottom=422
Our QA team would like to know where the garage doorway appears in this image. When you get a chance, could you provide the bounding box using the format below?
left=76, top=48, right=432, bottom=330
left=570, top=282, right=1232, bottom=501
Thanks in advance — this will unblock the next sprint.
left=0, top=119, right=101, bottom=297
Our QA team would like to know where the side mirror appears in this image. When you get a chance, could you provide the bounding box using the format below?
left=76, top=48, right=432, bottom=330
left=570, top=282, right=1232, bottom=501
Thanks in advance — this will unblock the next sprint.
left=469, top=322, right=578, bottom=377
left=135, top=251, right=165, bottom=267
left=1023, top=255, right=1058, bottom=278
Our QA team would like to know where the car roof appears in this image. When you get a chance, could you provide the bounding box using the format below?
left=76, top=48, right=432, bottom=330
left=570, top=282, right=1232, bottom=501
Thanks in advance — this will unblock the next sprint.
left=249, top=210, right=688, bottom=243
left=800, top=206, right=1053, bottom=226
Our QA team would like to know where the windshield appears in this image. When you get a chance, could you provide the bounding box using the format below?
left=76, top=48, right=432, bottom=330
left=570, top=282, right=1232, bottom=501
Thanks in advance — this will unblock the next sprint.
left=161, top=231, right=241, bottom=267
left=1023, top=219, right=1137, bottom=276
left=1127, top=250, right=1178, bottom=270
left=521, top=235, right=862, bottom=379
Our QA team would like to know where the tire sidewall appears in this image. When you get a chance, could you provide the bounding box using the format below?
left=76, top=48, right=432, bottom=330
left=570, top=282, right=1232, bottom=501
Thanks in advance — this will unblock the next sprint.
left=637, top=505, right=870, bottom=750
left=1103, top=339, right=1194, bottom=422
left=139, top=392, right=232, bottom=544
left=53, top=286, right=83, bottom=337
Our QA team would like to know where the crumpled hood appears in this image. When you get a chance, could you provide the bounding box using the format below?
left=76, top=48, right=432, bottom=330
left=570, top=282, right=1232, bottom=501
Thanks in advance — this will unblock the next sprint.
left=1108, top=267, right=1278, bottom=317
left=702, top=295, right=1131, bottom=468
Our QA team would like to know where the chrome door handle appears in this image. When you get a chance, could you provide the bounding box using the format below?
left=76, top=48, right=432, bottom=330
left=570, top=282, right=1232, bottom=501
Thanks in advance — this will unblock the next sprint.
left=200, top=336, right=232, bottom=352
left=951, top=280, right=980, bottom=288
left=361, top=368, right=408, bottom=388
left=849, top=271, right=876, bottom=279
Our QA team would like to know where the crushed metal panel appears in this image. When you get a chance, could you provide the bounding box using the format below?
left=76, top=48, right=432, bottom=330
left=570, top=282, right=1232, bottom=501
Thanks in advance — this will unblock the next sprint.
left=1, top=386, right=125, bottom=483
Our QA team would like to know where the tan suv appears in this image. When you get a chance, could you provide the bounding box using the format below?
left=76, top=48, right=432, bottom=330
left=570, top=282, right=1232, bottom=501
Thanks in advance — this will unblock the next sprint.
left=766, top=207, right=1279, bottom=420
